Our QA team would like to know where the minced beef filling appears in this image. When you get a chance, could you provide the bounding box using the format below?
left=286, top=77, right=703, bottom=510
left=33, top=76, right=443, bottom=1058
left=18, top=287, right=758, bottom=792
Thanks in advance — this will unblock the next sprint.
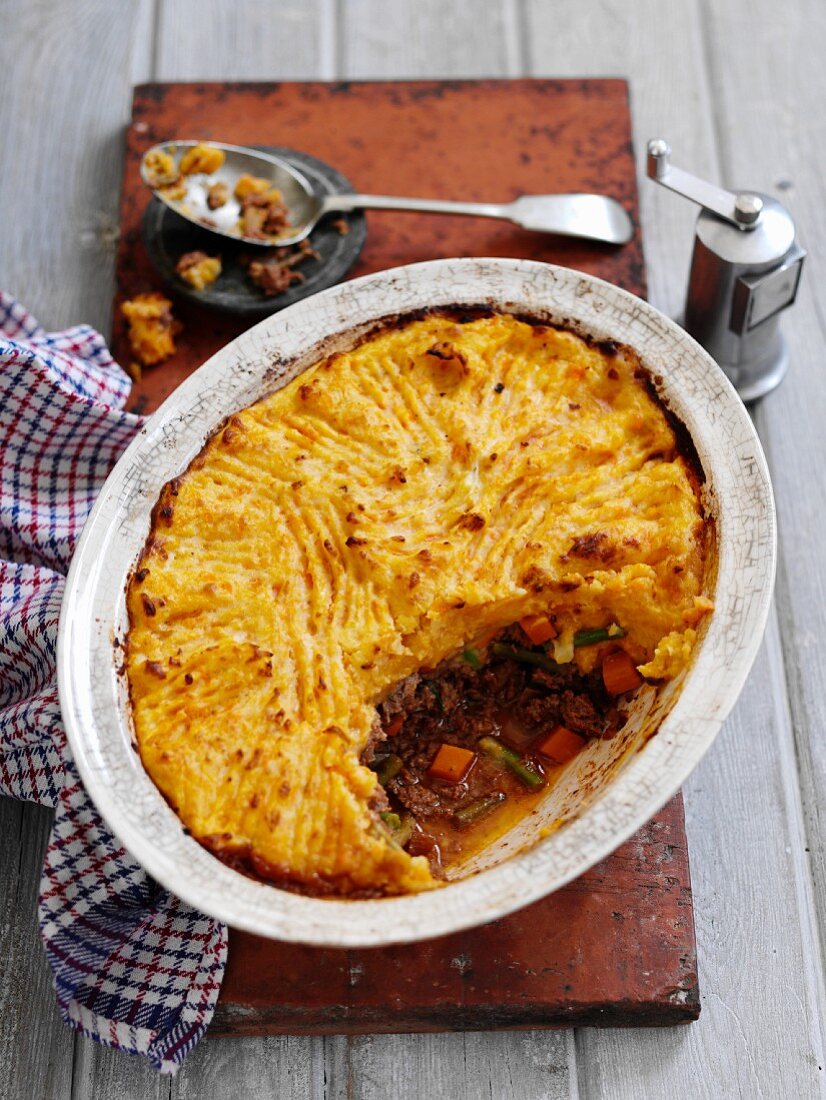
left=364, top=627, right=622, bottom=860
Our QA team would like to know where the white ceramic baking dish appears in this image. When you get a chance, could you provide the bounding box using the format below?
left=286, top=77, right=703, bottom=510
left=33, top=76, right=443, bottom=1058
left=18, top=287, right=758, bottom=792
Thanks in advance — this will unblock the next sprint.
left=58, top=258, right=775, bottom=945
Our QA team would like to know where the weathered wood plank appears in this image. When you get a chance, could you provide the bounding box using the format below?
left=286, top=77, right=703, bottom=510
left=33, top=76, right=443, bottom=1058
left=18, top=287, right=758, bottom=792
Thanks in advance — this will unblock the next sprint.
left=141, top=12, right=562, bottom=1100
left=341, top=0, right=521, bottom=78
left=171, top=1036, right=328, bottom=1100
left=334, top=7, right=576, bottom=1097
left=72, top=4, right=343, bottom=1097
left=341, top=1032, right=572, bottom=1100
left=0, top=0, right=140, bottom=336
left=524, top=0, right=717, bottom=319
left=154, top=0, right=329, bottom=81
left=524, top=0, right=826, bottom=1096
left=70, top=1039, right=170, bottom=1100
left=699, top=0, right=826, bottom=1016
left=0, top=800, right=75, bottom=1100
left=131, top=0, right=159, bottom=86
left=0, top=4, right=143, bottom=1098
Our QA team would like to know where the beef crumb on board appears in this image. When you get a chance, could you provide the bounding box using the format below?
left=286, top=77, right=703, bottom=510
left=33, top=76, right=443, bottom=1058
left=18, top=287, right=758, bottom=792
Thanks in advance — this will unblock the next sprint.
left=245, top=238, right=320, bottom=297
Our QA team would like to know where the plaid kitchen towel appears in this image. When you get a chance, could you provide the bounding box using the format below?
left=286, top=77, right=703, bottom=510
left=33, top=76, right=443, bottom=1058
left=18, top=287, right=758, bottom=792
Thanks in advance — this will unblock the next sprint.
left=0, top=291, right=227, bottom=1073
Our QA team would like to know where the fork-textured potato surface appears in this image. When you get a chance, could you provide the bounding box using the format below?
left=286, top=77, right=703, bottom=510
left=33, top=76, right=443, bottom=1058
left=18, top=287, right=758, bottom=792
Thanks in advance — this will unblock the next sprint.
left=126, top=313, right=712, bottom=895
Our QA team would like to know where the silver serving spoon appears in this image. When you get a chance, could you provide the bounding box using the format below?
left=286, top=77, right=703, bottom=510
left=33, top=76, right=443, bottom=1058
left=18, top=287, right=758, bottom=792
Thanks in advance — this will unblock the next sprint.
left=140, top=140, right=634, bottom=248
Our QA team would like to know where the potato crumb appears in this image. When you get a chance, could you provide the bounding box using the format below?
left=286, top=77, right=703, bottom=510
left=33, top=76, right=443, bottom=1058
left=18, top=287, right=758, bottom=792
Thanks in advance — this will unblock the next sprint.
left=121, top=292, right=180, bottom=367
left=207, top=181, right=230, bottom=209
left=143, top=150, right=178, bottom=187
left=180, top=143, right=225, bottom=176
left=158, top=179, right=187, bottom=202
left=176, top=251, right=222, bottom=290
left=234, top=174, right=272, bottom=200
left=638, top=628, right=697, bottom=680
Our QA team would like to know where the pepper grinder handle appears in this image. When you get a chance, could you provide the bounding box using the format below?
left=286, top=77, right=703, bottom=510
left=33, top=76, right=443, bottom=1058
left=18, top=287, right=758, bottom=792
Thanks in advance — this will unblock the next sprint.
left=647, top=139, right=763, bottom=229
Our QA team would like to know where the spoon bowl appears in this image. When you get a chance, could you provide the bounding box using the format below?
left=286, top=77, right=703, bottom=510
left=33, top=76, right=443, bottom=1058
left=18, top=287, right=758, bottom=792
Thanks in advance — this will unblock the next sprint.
left=140, top=140, right=321, bottom=247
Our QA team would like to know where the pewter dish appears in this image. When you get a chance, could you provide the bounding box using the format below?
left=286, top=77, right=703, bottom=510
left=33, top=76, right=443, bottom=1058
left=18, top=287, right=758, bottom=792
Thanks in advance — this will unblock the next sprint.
left=58, top=258, right=775, bottom=946
left=142, top=146, right=366, bottom=318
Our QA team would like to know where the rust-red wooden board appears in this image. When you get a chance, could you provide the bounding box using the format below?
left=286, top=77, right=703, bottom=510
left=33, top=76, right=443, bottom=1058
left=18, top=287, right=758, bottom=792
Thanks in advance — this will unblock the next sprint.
left=117, top=80, right=699, bottom=1033
left=211, top=795, right=697, bottom=1034
left=116, top=79, right=644, bottom=410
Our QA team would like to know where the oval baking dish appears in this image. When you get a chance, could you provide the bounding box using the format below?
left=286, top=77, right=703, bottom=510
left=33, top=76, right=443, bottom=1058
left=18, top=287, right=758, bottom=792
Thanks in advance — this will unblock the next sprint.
left=58, top=258, right=775, bottom=946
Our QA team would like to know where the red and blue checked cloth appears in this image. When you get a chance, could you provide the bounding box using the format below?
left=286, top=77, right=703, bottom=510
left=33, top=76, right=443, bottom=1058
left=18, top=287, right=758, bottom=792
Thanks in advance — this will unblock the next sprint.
left=0, top=291, right=227, bottom=1073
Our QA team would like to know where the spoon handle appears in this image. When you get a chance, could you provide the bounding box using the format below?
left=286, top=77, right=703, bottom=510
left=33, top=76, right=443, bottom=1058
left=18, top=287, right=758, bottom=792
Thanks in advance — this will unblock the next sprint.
left=318, top=192, right=633, bottom=245
left=320, top=193, right=508, bottom=220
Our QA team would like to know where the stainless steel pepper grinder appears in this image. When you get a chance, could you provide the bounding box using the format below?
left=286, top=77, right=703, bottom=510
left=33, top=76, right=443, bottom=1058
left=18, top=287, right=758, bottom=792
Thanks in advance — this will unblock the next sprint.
left=646, top=138, right=806, bottom=401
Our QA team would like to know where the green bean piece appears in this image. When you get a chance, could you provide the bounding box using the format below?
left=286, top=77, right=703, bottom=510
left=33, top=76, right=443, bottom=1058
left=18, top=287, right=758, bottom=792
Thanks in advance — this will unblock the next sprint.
left=374, top=753, right=404, bottom=785
left=477, top=736, right=545, bottom=790
left=462, top=647, right=483, bottom=669
left=490, top=642, right=558, bottom=673
left=454, top=793, right=507, bottom=826
left=394, top=815, right=415, bottom=847
left=428, top=680, right=444, bottom=711
left=573, top=624, right=626, bottom=647
left=380, top=810, right=415, bottom=848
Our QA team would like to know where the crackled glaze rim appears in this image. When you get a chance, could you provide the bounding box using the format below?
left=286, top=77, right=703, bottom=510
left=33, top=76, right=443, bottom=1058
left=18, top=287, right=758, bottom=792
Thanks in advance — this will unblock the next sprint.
left=58, top=258, right=775, bottom=946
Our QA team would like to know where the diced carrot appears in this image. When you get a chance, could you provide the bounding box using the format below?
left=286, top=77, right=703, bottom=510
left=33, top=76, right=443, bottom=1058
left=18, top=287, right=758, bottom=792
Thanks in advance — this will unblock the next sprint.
left=537, top=725, right=587, bottom=765
left=519, top=614, right=557, bottom=645
left=385, top=715, right=404, bottom=736
left=428, top=743, right=476, bottom=783
left=602, top=650, right=644, bottom=695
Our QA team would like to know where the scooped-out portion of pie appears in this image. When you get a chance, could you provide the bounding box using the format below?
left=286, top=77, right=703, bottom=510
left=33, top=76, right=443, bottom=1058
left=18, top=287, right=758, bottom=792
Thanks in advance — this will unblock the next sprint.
left=125, top=311, right=714, bottom=897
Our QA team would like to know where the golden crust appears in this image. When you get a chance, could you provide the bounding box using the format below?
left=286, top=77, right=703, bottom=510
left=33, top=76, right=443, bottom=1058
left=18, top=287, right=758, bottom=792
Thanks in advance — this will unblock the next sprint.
left=125, top=313, right=713, bottom=895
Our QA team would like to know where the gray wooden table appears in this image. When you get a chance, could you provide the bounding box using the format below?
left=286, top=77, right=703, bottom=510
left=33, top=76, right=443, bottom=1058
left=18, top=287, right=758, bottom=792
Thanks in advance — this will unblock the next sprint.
left=2, top=1, right=825, bottom=1096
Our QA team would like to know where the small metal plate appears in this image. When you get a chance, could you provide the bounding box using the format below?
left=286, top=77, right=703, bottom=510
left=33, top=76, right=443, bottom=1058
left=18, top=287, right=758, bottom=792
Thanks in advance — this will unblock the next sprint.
left=141, top=146, right=366, bottom=318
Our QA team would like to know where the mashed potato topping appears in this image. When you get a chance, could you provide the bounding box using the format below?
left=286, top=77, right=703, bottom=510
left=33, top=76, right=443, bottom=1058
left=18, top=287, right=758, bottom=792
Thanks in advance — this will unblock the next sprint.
left=125, top=313, right=713, bottom=896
